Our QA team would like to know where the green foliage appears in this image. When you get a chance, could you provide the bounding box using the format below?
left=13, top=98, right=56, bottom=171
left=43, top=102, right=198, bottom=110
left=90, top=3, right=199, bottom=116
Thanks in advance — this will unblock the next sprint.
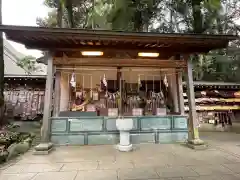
left=0, top=131, right=19, bottom=147
left=37, top=0, right=92, bottom=28
left=16, top=56, right=41, bottom=75
left=106, top=0, right=160, bottom=31
left=85, top=0, right=112, bottom=29
left=36, top=11, right=58, bottom=27
left=38, top=0, right=240, bottom=82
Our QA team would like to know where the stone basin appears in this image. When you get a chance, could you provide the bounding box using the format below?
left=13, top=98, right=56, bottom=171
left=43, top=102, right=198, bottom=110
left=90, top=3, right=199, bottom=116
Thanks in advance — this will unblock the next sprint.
left=116, top=118, right=133, bottom=131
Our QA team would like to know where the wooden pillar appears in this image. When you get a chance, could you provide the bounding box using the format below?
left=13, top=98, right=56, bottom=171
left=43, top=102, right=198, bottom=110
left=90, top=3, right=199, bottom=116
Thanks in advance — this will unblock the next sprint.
left=185, top=58, right=205, bottom=147
left=34, top=53, right=54, bottom=154
left=176, top=70, right=185, bottom=114
left=172, top=73, right=179, bottom=113
left=117, top=67, right=123, bottom=116
left=53, top=70, right=61, bottom=117
left=42, top=54, right=54, bottom=142
left=168, top=69, right=179, bottom=113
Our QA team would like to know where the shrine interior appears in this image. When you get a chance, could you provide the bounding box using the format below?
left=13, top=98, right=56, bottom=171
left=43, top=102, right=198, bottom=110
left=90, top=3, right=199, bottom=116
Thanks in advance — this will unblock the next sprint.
left=58, top=67, right=180, bottom=117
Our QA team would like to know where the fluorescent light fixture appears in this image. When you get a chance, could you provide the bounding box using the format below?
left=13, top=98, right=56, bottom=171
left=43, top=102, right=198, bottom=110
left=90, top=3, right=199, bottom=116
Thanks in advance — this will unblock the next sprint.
left=81, top=51, right=103, bottom=56
left=138, top=52, right=159, bottom=57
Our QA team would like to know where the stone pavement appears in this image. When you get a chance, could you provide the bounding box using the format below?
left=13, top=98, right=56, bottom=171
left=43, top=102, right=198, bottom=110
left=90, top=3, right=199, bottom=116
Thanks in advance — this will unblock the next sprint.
left=1, top=132, right=240, bottom=180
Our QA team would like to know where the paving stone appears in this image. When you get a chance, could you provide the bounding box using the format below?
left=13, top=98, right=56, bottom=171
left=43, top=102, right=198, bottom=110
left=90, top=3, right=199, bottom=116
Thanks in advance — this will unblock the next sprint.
left=0, top=163, right=13, bottom=170
left=21, top=163, right=63, bottom=173
left=31, top=171, right=77, bottom=180
left=2, top=132, right=240, bottom=179
left=98, top=160, right=134, bottom=170
left=166, top=158, right=207, bottom=166
left=16, top=156, right=54, bottom=164
left=61, top=161, right=98, bottom=171
left=184, top=175, right=222, bottom=180
left=2, top=165, right=25, bottom=174
left=0, top=173, right=37, bottom=180
left=189, top=165, right=234, bottom=176
left=222, top=163, right=240, bottom=173
left=159, top=178, right=183, bottom=180
left=224, top=156, right=240, bottom=163
left=3, top=163, right=63, bottom=173
left=132, top=159, right=167, bottom=168
left=219, top=174, right=240, bottom=180
left=118, top=168, right=159, bottom=179
left=151, top=179, right=183, bottom=180
left=184, top=174, right=240, bottom=180
left=75, top=170, right=118, bottom=180
left=156, top=166, right=199, bottom=178
left=131, top=156, right=169, bottom=168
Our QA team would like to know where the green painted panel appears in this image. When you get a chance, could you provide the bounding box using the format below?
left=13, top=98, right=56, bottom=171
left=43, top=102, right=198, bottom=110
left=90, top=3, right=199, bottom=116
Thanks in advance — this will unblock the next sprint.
left=51, top=119, right=67, bottom=132
left=141, top=117, right=171, bottom=130
left=68, top=135, right=85, bottom=145
left=158, top=133, right=172, bottom=144
left=173, top=117, right=188, bottom=129
left=69, top=118, right=103, bottom=132
left=51, top=135, right=69, bottom=145
left=59, top=111, right=97, bottom=117
left=106, top=117, right=138, bottom=131
left=133, top=118, right=138, bottom=130
left=51, top=135, right=85, bottom=145
left=88, top=134, right=119, bottom=145
left=131, top=133, right=155, bottom=144
left=171, top=132, right=188, bottom=142
left=106, top=118, right=117, bottom=131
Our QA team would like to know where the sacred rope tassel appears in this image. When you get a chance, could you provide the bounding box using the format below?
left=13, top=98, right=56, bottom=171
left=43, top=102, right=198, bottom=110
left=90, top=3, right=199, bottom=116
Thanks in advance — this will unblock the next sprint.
left=70, top=72, right=76, bottom=88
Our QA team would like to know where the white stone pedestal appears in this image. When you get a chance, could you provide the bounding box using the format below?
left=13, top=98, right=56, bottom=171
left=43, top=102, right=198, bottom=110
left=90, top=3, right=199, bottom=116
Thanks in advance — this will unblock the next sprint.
left=116, top=118, right=133, bottom=152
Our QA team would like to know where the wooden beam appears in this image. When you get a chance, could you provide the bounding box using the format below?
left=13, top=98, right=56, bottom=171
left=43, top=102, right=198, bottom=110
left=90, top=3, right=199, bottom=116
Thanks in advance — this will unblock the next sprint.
left=53, top=57, right=186, bottom=68
left=25, top=43, right=212, bottom=53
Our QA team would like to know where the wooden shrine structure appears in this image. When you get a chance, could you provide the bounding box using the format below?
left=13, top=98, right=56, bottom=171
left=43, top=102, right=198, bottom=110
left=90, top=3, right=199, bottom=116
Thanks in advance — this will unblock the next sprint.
left=0, top=25, right=237, bottom=153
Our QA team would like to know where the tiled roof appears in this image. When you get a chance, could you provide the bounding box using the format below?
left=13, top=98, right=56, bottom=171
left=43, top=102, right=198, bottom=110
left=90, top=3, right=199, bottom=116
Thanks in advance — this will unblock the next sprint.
left=4, top=39, right=46, bottom=77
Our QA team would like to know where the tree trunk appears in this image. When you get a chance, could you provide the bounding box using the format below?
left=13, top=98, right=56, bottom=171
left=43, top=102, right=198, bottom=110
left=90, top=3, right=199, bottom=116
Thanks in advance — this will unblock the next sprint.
left=57, top=0, right=63, bottom=27
left=66, top=0, right=75, bottom=28
left=192, top=0, right=203, bottom=33
left=0, top=0, right=5, bottom=126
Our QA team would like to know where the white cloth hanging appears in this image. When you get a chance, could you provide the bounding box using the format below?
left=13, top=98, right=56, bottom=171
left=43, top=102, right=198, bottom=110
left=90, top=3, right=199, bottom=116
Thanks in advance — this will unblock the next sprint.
left=70, top=72, right=76, bottom=88
left=138, top=75, right=141, bottom=87
left=163, top=74, right=168, bottom=87
left=102, top=74, right=107, bottom=87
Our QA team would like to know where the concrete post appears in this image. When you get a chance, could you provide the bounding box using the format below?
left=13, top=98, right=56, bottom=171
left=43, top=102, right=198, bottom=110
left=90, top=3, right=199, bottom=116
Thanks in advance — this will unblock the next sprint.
left=116, top=118, right=133, bottom=152
left=185, top=59, right=206, bottom=149
left=176, top=70, right=185, bottom=115
left=34, top=53, right=54, bottom=154
left=53, top=70, right=61, bottom=117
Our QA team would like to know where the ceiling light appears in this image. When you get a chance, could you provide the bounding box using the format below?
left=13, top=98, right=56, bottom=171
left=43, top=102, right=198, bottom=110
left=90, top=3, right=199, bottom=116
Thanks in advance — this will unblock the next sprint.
left=81, top=51, right=103, bottom=56
left=138, top=52, right=159, bottom=57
